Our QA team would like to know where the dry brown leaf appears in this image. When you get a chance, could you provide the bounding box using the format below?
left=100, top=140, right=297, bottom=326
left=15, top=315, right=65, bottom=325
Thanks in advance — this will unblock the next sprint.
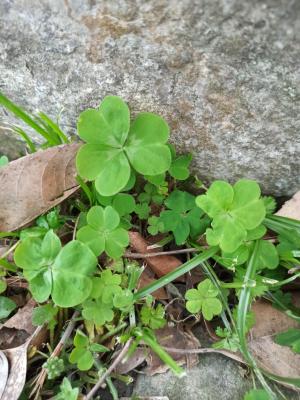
left=129, top=232, right=184, bottom=281
left=0, top=299, right=36, bottom=349
left=2, top=326, right=44, bottom=400
left=0, top=350, right=8, bottom=398
left=276, top=191, right=300, bottom=220
left=0, top=143, right=79, bottom=231
left=249, top=300, right=300, bottom=382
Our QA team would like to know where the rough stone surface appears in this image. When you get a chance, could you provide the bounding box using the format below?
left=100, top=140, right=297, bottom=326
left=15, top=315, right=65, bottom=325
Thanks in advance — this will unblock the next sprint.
left=133, top=354, right=252, bottom=400
left=0, top=0, right=299, bottom=195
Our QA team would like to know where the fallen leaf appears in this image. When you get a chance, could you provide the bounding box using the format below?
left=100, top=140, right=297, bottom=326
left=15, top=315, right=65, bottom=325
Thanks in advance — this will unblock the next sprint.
left=129, top=232, right=184, bottom=281
left=2, top=325, right=44, bottom=400
left=249, top=300, right=300, bottom=382
left=0, top=299, right=36, bottom=349
left=276, top=191, right=300, bottom=220
left=0, top=143, right=79, bottom=231
left=0, top=350, right=8, bottom=398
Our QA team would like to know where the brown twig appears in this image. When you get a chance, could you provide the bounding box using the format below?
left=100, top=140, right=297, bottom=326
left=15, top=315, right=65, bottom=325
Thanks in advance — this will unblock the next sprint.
left=84, top=338, right=133, bottom=400
left=124, top=248, right=198, bottom=258
left=30, top=310, right=79, bottom=399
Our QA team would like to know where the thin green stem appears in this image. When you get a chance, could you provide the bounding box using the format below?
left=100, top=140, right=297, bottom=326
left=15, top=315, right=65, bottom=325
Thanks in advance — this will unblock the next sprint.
left=237, top=241, right=276, bottom=398
left=133, top=247, right=218, bottom=301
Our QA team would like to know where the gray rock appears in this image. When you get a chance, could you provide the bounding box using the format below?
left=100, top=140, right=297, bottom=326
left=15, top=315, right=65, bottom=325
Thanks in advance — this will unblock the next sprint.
left=133, top=354, right=252, bottom=400
left=0, top=0, right=300, bottom=195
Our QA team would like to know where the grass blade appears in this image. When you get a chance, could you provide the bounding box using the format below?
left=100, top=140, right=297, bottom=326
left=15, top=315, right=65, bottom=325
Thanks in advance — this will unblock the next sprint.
left=237, top=240, right=276, bottom=398
left=0, top=91, right=59, bottom=145
left=133, top=246, right=218, bottom=301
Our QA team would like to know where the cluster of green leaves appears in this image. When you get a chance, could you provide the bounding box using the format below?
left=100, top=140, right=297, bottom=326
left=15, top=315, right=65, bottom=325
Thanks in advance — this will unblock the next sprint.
left=148, top=190, right=208, bottom=245
left=196, top=179, right=266, bottom=252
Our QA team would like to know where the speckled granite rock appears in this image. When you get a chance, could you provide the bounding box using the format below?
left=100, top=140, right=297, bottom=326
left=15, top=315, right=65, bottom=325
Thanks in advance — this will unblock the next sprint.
left=0, top=0, right=299, bottom=195
left=133, top=354, right=252, bottom=400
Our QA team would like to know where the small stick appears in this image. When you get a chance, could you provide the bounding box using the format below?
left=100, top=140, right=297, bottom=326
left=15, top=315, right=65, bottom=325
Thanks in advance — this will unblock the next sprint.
left=30, top=310, right=79, bottom=399
left=84, top=338, right=133, bottom=400
left=124, top=248, right=198, bottom=259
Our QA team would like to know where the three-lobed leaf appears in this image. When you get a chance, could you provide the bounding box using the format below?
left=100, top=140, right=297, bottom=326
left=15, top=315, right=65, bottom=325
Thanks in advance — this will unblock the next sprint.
left=196, top=179, right=266, bottom=252
left=77, top=205, right=129, bottom=258
left=185, top=279, right=222, bottom=320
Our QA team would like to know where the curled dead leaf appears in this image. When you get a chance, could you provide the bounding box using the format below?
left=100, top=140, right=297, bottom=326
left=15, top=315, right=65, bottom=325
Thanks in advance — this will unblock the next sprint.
left=0, top=143, right=79, bottom=231
left=0, top=351, right=8, bottom=398
left=249, top=300, right=300, bottom=384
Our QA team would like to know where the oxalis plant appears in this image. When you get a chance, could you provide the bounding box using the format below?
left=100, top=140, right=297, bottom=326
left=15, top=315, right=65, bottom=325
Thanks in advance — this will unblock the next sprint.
left=1, top=92, right=300, bottom=399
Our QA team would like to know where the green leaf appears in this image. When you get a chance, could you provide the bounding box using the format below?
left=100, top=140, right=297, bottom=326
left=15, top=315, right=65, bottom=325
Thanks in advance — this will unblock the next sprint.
left=125, top=112, right=171, bottom=175
left=15, top=233, right=97, bottom=307
left=196, top=179, right=266, bottom=252
left=69, top=330, right=96, bottom=371
left=32, top=303, right=58, bottom=326
left=169, top=153, right=192, bottom=180
left=54, top=378, right=79, bottom=400
left=158, top=190, right=205, bottom=245
left=51, top=241, right=98, bottom=307
left=135, top=202, right=151, bottom=220
left=76, top=97, right=171, bottom=196
left=140, top=304, right=166, bottom=329
left=0, top=296, right=16, bottom=319
left=113, top=289, right=134, bottom=311
left=0, top=155, right=8, bottom=167
left=262, top=196, right=277, bottom=215
left=112, top=193, right=136, bottom=216
left=89, top=343, right=109, bottom=353
left=0, top=279, right=7, bottom=294
left=82, top=298, right=114, bottom=326
left=256, top=240, right=279, bottom=270
left=185, top=279, right=222, bottom=320
left=275, top=329, right=300, bottom=353
left=244, top=389, right=270, bottom=400
left=77, top=205, right=129, bottom=258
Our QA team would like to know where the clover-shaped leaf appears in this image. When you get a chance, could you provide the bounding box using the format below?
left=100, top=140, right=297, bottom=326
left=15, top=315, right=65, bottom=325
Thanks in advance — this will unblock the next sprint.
left=14, top=230, right=97, bottom=307
left=76, top=96, right=171, bottom=196
left=169, top=153, right=192, bottom=180
left=0, top=296, right=17, bottom=319
left=90, top=270, right=122, bottom=304
left=113, top=289, right=134, bottom=311
left=158, top=190, right=204, bottom=244
left=82, top=298, right=114, bottom=326
left=69, top=330, right=108, bottom=370
left=140, top=304, right=166, bottom=329
left=77, top=205, right=129, bottom=258
left=196, top=179, right=266, bottom=252
left=54, top=378, right=79, bottom=400
left=185, top=279, right=222, bottom=320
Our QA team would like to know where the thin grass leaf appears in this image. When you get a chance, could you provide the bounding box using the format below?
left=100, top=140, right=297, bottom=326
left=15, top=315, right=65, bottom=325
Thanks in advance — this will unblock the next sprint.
left=0, top=91, right=58, bottom=145
left=237, top=240, right=276, bottom=398
left=76, top=175, right=94, bottom=206
left=133, top=247, right=218, bottom=301
left=37, top=112, right=69, bottom=144
left=264, top=215, right=300, bottom=234
left=133, top=328, right=185, bottom=377
left=12, top=125, right=37, bottom=152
